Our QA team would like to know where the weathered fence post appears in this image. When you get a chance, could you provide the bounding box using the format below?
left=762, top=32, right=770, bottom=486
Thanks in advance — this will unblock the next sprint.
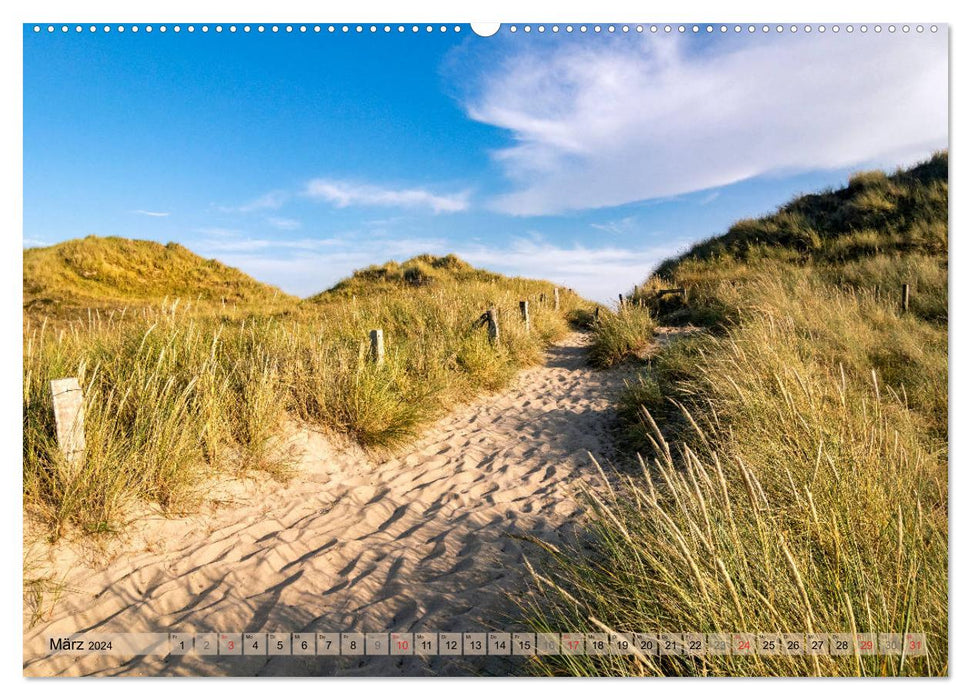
left=901, top=283, right=910, bottom=314
left=369, top=329, right=385, bottom=366
left=553, top=288, right=560, bottom=311
left=487, top=307, right=500, bottom=344
left=618, top=293, right=624, bottom=308
left=594, top=306, right=600, bottom=322
left=519, top=300, right=530, bottom=332
left=50, top=378, right=85, bottom=473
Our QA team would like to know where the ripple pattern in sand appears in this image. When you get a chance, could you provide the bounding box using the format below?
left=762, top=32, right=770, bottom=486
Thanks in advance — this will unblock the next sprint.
left=23, top=332, right=632, bottom=677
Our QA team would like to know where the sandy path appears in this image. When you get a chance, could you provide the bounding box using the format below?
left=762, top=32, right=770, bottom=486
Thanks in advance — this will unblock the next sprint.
left=23, top=332, right=633, bottom=677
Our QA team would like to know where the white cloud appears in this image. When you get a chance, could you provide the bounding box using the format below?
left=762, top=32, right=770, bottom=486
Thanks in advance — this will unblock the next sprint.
left=23, top=237, right=47, bottom=248
left=206, top=233, right=684, bottom=303
left=304, top=179, right=470, bottom=213
left=215, top=251, right=387, bottom=297
left=266, top=217, right=302, bottom=231
left=464, top=32, right=948, bottom=215
left=132, top=209, right=170, bottom=217
left=211, top=235, right=447, bottom=296
left=196, top=237, right=344, bottom=254
left=455, top=237, right=688, bottom=303
left=218, top=190, right=288, bottom=213
left=591, top=216, right=638, bottom=236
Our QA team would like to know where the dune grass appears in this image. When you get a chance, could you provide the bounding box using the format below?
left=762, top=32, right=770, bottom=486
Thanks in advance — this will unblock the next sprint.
left=24, top=235, right=296, bottom=318
left=23, top=258, right=584, bottom=539
left=586, top=305, right=657, bottom=369
left=524, top=153, right=948, bottom=676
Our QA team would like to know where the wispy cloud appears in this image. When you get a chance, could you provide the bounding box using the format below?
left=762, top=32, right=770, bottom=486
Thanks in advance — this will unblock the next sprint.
left=304, top=179, right=470, bottom=213
left=462, top=32, right=948, bottom=215
left=132, top=209, right=170, bottom=217
left=591, top=216, right=638, bottom=236
left=218, top=190, right=288, bottom=213
left=455, top=237, right=688, bottom=303
left=23, top=237, right=47, bottom=248
left=266, top=217, right=302, bottom=231
left=202, top=230, right=683, bottom=303
left=196, top=237, right=344, bottom=253
left=209, top=234, right=448, bottom=296
left=698, top=191, right=720, bottom=206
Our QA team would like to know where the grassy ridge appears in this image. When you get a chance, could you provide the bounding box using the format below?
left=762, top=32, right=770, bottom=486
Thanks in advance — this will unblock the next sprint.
left=529, top=153, right=948, bottom=676
left=24, top=236, right=296, bottom=317
left=24, top=254, right=583, bottom=537
left=312, top=253, right=503, bottom=299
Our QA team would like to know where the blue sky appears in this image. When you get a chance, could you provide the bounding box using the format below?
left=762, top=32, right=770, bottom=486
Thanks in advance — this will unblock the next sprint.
left=23, top=24, right=948, bottom=301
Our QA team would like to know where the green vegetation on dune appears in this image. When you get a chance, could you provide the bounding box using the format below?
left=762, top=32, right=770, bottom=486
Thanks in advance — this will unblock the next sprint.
left=531, top=153, right=948, bottom=676
left=644, top=150, right=948, bottom=328
left=23, top=251, right=584, bottom=538
left=23, top=235, right=296, bottom=316
left=312, top=253, right=503, bottom=300
left=586, top=305, right=656, bottom=369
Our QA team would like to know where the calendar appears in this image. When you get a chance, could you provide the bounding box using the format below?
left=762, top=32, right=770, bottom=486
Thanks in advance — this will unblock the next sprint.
left=46, top=632, right=928, bottom=658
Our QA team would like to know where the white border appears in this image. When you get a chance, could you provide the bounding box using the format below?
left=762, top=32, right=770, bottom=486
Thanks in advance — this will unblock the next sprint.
left=3, top=1, right=964, bottom=699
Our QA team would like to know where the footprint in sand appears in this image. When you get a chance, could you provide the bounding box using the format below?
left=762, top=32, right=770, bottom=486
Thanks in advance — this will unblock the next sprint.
left=23, top=332, right=636, bottom=677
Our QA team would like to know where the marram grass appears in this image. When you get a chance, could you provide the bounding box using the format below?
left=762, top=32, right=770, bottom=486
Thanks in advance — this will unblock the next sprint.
left=528, top=154, right=947, bottom=676
left=522, top=313, right=946, bottom=675
left=23, top=268, right=583, bottom=539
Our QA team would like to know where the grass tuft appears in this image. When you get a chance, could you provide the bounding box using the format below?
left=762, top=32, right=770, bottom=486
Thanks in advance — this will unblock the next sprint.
left=24, top=260, right=585, bottom=538
left=523, top=152, right=947, bottom=677
left=587, top=305, right=657, bottom=368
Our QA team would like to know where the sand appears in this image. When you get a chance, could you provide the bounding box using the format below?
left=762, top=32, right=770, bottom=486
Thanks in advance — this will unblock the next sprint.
left=23, top=332, right=636, bottom=677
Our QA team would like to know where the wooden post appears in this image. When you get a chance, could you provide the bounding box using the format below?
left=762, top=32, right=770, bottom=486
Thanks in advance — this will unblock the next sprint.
left=487, top=307, right=500, bottom=344
left=618, top=293, right=624, bottom=308
left=519, top=300, right=530, bottom=331
left=369, top=329, right=385, bottom=366
left=901, top=283, right=910, bottom=314
left=594, top=306, right=600, bottom=322
left=553, top=288, right=560, bottom=311
left=50, top=378, right=85, bottom=473
left=539, top=293, right=546, bottom=305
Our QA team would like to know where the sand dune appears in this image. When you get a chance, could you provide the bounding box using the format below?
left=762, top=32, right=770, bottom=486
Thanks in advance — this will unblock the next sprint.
left=23, top=332, right=634, bottom=676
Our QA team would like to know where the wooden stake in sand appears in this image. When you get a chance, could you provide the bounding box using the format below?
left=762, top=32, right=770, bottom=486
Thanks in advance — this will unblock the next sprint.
left=369, top=329, right=385, bottom=366
left=487, top=307, right=500, bottom=344
left=50, top=378, right=85, bottom=472
left=519, top=300, right=530, bottom=332
left=553, top=288, right=560, bottom=312
left=618, top=293, right=625, bottom=308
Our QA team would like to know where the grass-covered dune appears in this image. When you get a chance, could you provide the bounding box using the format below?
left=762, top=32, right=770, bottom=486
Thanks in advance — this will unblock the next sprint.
left=529, top=152, right=948, bottom=676
left=24, top=235, right=297, bottom=317
left=23, top=248, right=584, bottom=537
left=312, top=253, right=504, bottom=299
